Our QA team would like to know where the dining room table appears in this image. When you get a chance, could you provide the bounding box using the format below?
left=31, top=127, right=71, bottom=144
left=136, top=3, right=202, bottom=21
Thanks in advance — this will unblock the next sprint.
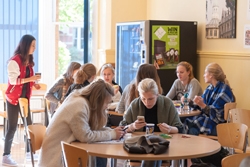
left=71, top=132, right=221, bottom=167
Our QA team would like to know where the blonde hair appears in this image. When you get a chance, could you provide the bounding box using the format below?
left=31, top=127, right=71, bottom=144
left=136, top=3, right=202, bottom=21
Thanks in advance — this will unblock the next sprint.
left=206, top=63, right=229, bottom=85
left=74, top=63, right=96, bottom=84
left=177, top=61, right=194, bottom=83
left=100, top=63, right=115, bottom=78
left=78, top=79, right=114, bottom=130
left=138, top=78, right=158, bottom=95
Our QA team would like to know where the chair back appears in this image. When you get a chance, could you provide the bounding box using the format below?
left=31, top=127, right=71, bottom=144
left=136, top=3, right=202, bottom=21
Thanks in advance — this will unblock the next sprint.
left=217, top=123, right=248, bottom=153
left=61, top=141, right=88, bottom=167
left=221, top=153, right=250, bottom=167
left=230, top=108, right=250, bottom=146
left=0, top=83, right=8, bottom=102
left=224, top=102, right=236, bottom=122
left=18, top=98, right=29, bottom=118
left=28, top=124, right=46, bottom=153
left=0, top=84, right=8, bottom=116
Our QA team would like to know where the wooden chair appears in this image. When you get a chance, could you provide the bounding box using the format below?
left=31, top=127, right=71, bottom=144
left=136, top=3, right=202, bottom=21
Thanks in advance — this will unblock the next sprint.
left=28, top=124, right=46, bottom=154
left=18, top=97, right=35, bottom=167
left=221, top=153, right=250, bottom=167
left=199, top=102, right=237, bottom=140
left=230, top=108, right=250, bottom=153
left=31, top=83, right=47, bottom=124
left=0, top=84, right=8, bottom=137
left=217, top=122, right=248, bottom=153
left=61, top=141, right=88, bottom=167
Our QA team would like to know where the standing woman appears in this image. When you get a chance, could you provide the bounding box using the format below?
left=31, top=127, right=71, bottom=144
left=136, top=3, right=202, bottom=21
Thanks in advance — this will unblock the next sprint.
left=186, top=63, right=235, bottom=136
left=45, top=62, right=81, bottom=116
left=2, top=34, right=41, bottom=166
left=166, top=61, right=203, bottom=101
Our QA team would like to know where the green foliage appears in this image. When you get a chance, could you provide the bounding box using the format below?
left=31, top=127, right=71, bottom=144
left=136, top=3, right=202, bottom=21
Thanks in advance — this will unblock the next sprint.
left=59, top=0, right=84, bottom=22
left=58, top=41, right=71, bottom=75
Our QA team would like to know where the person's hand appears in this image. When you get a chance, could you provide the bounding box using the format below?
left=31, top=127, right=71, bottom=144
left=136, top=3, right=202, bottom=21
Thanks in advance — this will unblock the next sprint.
left=33, top=84, right=41, bottom=90
left=30, top=75, right=41, bottom=82
left=130, top=120, right=146, bottom=130
left=113, top=85, right=119, bottom=94
left=113, top=126, right=126, bottom=140
left=154, top=60, right=160, bottom=69
left=158, top=123, right=172, bottom=134
left=180, top=96, right=184, bottom=104
left=193, top=95, right=206, bottom=108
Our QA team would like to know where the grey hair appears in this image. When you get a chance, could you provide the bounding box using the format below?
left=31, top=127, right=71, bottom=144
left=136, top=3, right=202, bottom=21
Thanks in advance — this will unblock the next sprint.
left=138, top=78, right=158, bottom=95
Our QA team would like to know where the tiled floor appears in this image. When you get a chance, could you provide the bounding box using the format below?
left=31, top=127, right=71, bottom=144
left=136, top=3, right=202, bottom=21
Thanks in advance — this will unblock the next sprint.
left=0, top=126, right=34, bottom=167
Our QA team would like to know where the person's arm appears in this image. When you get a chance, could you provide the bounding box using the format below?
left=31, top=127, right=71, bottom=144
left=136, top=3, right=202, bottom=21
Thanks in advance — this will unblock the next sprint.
left=70, top=106, right=117, bottom=142
left=203, top=84, right=234, bottom=122
left=187, top=79, right=203, bottom=100
left=115, top=85, right=129, bottom=113
left=45, top=78, right=64, bottom=104
left=166, top=79, right=178, bottom=99
left=7, top=60, right=39, bottom=85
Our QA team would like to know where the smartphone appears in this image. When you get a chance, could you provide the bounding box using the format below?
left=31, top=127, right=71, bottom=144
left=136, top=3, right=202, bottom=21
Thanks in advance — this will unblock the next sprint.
left=137, top=116, right=145, bottom=122
left=122, top=126, right=128, bottom=131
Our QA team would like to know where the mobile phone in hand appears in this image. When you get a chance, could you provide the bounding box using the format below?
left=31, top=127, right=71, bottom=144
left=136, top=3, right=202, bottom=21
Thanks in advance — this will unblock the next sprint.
left=137, top=116, right=145, bottom=122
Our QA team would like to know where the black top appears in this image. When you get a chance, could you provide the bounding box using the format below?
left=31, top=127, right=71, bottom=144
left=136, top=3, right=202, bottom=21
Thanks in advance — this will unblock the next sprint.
left=144, top=104, right=160, bottom=132
left=21, top=66, right=30, bottom=98
left=64, top=80, right=90, bottom=98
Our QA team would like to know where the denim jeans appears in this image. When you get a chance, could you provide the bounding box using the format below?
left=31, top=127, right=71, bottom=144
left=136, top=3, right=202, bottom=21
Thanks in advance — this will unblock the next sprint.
left=96, top=157, right=107, bottom=167
left=3, top=101, right=32, bottom=155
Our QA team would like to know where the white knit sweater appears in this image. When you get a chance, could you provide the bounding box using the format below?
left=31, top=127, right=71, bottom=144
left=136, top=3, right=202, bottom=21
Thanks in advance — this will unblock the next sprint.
left=38, top=91, right=115, bottom=167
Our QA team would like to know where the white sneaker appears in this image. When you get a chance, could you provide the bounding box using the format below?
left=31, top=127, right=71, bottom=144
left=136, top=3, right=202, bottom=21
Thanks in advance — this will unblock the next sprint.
left=26, top=152, right=39, bottom=161
left=2, top=154, right=18, bottom=166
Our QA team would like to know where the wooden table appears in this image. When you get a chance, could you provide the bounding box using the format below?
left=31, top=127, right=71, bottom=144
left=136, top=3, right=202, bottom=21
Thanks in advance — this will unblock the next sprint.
left=72, top=133, right=221, bottom=167
left=178, top=109, right=201, bottom=117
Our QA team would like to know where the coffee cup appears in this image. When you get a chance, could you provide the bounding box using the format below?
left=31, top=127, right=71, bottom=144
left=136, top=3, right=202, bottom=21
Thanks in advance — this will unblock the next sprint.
left=146, top=123, right=155, bottom=134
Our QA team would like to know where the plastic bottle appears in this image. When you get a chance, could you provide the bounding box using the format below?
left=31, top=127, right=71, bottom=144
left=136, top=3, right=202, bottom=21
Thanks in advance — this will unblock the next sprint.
left=183, top=93, right=190, bottom=112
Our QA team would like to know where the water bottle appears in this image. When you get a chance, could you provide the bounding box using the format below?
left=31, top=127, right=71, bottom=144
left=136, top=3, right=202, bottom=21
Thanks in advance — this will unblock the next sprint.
left=183, top=93, right=190, bottom=112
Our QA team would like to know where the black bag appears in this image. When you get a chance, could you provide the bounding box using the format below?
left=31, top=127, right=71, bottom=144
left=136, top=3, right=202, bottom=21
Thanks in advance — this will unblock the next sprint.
left=191, top=147, right=229, bottom=167
left=123, top=135, right=170, bottom=155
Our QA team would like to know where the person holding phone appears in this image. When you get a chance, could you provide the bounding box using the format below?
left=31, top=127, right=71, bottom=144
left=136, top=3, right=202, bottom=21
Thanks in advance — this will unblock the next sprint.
left=120, top=78, right=183, bottom=167
left=38, top=79, right=125, bottom=167
left=2, top=34, right=41, bottom=166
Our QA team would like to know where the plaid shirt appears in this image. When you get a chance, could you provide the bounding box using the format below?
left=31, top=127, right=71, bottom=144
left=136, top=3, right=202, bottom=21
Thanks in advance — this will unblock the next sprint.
left=186, top=81, right=235, bottom=134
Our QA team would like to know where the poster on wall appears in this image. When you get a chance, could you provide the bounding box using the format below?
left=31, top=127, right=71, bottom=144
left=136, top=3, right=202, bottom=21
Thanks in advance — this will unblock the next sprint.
left=244, top=25, right=250, bottom=48
left=206, top=0, right=236, bottom=38
left=152, top=25, right=180, bottom=70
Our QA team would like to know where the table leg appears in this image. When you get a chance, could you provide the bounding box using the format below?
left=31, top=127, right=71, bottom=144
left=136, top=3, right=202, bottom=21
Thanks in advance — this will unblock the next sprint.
left=88, top=156, right=96, bottom=167
left=110, top=158, right=117, bottom=167
left=44, top=100, right=49, bottom=127
left=171, top=160, right=180, bottom=167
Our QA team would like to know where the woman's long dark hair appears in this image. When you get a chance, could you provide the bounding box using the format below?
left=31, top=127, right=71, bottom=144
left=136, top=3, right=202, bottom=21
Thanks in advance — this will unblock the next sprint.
left=9, top=34, right=36, bottom=67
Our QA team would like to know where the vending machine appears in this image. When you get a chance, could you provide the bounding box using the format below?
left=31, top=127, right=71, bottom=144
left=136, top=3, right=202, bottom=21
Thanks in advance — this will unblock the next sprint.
left=115, top=20, right=197, bottom=94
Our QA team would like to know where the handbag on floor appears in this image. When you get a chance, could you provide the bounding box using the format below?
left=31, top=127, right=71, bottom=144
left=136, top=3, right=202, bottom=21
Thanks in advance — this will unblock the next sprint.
left=123, top=135, right=170, bottom=155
